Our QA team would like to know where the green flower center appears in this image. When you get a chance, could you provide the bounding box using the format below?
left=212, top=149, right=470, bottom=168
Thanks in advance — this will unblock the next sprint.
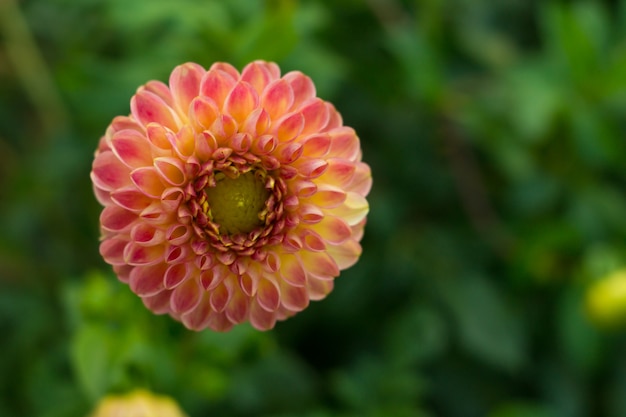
left=205, top=171, right=270, bottom=235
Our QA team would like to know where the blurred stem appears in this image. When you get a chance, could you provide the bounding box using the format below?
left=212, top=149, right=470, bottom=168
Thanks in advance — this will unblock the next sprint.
left=0, top=0, right=68, bottom=136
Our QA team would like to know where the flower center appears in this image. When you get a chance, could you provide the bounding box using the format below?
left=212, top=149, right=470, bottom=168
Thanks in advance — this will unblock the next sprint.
left=205, top=171, right=270, bottom=235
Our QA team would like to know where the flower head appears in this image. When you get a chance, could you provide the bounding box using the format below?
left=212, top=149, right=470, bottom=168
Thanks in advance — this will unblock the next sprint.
left=89, top=389, right=187, bottom=417
left=586, top=268, right=626, bottom=328
left=91, top=61, right=371, bottom=331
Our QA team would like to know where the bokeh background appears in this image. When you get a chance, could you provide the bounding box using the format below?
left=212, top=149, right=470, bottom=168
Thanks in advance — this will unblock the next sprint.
left=2, top=0, right=626, bottom=416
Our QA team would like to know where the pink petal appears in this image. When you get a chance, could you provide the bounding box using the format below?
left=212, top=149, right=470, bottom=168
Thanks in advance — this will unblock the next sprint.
left=140, top=202, right=172, bottom=224
left=129, top=263, right=167, bottom=296
left=265, top=251, right=280, bottom=272
left=109, top=115, right=144, bottom=135
left=154, top=157, right=186, bottom=186
left=301, top=133, right=331, bottom=158
left=169, top=62, right=205, bottom=116
left=180, top=292, right=212, bottom=330
left=311, top=214, right=351, bottom=244
left=209, top=281, right=232, bottom=313
left=241, top=61, right=275, bottom=94
left=280, top=281, right=309, bottom=312
left=195, top=131, right=217, bottom=160
left=299, top=204, right=324, bottom=224
left=329, top=192, right=369, bottom=226
left=292, top=180, right=317, bottom=197
left=169, top=125, right=195, bottom=159
left=225, top=290, right=249, bottom=324
left=110, top=187, right=153, bottom=212
left=251, top=134, right=277, bottom=155
left=227, top=133, right=252, bottom=153
left=200, top=68, right=237, bottom=108
left=317, top=158, right=356, bottom=188
left=276, top=141, right=303, bottom=164
left=205, top=311, right=235, bottom=332
left=163, top=262, right=191, bottom=289
left=115, top=264, right=132, bottom=282
left=306, top=275, right=334, bottom=301
left=130, top=90, right=179, bottom=131
left=328, top=127, right=361, bottom=160
left=273, top=112, right=304, bottom=142
left=195, top=253, right=216, bottom=271
left=210, top=114, right=237, bottom=143
left=261, top=79, right=294, bottom=119
left=293, top=158, right=328, bottom=178
left=142, top=80, right=174, bottom=107
left=190, top=96, right=220, bottom=131
left=142, top=290, right=172, bottom=314
left=279, top=253, right=306, bottom=287
left=124, top=242, right=165, bottom=266
left=100, top=206, right=137, bottom=232
left=131, top=223, right=165, bottom=246
left=161, top=187, right=185, bottom=212
left=327, top=239, right=363, bottom=270
left=91, top=150, right=131, bottom=191
left=325, top=102, right=343, bottom=130
left=93, top=184, right=112, bottom=206
left=238, top=266, right=260, bottom=296
left=165, top=245, right=189, bottom=264
left=110, top=130, right=153, bottom=168
left=249, top=297, right=277, bottom=330
left=349, top=162, right=373, bottom=196
left=298, top=250, right=339, bottom=280
left=283, top=71, right=316, bottom=110
left=257, top=277, right=280, bottom=312
left=241, top=107, right=270, bottom=136
left=283, top=230, right=303, bottom=251
left=166, top=224, right=191, bottom=246
left=300, top=98, right=330, bottom=135
left=100, top=237, right=128, bottom=266
left=170, top=277, right=202, bottom=314
left=208, top=62, right=240, bottom=79
left=299, top=229, right=326, bottom=252
left=200, top=264, right=229, bottom=291
left=307, top=184, right=347, bottom=208
left=146, top=123, right=172, bottom=150
left=224, top=81, right=259, bottom=124
left=130, top=167, right=166, bottom=198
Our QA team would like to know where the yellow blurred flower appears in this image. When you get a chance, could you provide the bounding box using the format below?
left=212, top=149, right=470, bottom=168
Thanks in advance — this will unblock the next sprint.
left=585, top=268, right=626, bottom=327
left=89, top=389, right=187, bottom=417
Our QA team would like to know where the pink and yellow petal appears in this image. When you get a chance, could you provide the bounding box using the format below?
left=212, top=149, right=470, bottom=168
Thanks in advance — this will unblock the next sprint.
left=169, top=62, right=205, bottom=117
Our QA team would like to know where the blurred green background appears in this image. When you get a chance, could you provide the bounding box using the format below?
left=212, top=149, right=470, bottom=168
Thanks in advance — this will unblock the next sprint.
left=2, top=0, right=626, bottom=416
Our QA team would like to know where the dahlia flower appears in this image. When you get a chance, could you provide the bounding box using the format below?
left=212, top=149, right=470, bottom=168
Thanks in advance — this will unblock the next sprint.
left=91, top=60, right=371, bottom=331
left=89, top=389, right=187, bottom=417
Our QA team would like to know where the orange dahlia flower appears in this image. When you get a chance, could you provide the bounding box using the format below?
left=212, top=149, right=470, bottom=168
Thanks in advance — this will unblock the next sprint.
left=91, top=60, right=371, bottom=331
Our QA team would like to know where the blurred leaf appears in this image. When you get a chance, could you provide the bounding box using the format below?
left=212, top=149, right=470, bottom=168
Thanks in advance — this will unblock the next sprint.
left=233, top=0, right=298, bottom=65
left=501, top=62, right=563, bottom=143
left=71, top=324, right=114, bottom=401
left=384, top=305, right=449, bottom=367
left=438, top=273, right=527, bottom=371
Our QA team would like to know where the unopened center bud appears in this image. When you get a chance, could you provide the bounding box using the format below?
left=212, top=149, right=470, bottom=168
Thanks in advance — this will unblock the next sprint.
left=205, top=171, right=269, bottom=235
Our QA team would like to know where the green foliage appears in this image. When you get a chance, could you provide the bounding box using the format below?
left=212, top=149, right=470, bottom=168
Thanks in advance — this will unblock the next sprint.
left=1, top=0, right=626, bottom=416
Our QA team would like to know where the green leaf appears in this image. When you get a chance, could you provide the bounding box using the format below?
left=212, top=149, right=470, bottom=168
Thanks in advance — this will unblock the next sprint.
left=438, top=273, right=527, bottom=371
left=70, top=324, right=114, bottom=401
